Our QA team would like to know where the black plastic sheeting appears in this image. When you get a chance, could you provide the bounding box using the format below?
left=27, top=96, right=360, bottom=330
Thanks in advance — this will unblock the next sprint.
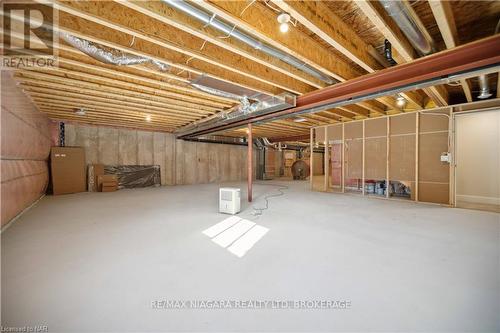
left=104, top=165, right=160, bottom=189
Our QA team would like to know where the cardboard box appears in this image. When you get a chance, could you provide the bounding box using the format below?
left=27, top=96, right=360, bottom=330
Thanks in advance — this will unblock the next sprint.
left=88, top=164, right=104, bottom=192
left=51, top=147, right=86, bottom=195
left=102, top=185, right=117, bottom=192
left=97, top=174, right=118, bottom=192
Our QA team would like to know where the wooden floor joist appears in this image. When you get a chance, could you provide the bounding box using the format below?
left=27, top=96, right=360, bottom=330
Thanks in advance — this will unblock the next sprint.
left=5, top=0, right=496, bottom=135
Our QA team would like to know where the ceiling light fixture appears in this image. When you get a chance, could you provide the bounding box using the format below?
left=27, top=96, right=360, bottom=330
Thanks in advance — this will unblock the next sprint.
left=396, top=95, right=407, bottom=108
left=75, top=108, right=86, bottom=116
left=277, top=12, right=291, bottom=33
left=293, top=117, right=307, bottom=123
left=145, top=114, right=152, bottom=122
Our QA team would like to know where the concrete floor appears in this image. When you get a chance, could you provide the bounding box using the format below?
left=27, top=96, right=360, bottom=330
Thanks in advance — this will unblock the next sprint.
left=2, top=181, right=499, bottom=332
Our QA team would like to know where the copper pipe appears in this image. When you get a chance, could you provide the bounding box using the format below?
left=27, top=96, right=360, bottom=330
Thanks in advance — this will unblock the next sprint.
left=247, top=124, right=253, bottom=202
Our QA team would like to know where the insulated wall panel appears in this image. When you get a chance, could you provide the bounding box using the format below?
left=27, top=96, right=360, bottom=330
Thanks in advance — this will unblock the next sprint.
left=390, top=114, right=416, bottom=182
left=344, top=122, right=363, bottom=181
left=365, top=138, right=387, bottom=180
left=365, top=118, right=387, bottom=180
left=418, top=112, right=450, bottom=204
left=1, top=72, right=51, bottom=227
left=327, top=124, right=342, bottom=141
left=345, top=139, right=363, bottom=179
left=390, top=135, right=416, bottom=181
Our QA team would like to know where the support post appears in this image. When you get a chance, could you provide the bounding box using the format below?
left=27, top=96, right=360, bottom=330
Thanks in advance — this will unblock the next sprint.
left=415, top=112, right=420, bottom=202
left=362, top=120, right=366, bottom=196
left=247, top=124, right=253, bottom=202
left=342, top=123, right=345, bottom=193
left=324, top=126, right=329, bottom=191
left=310, top=127, right=314, bottom=190
left=386, top=117, right=390, bottom=198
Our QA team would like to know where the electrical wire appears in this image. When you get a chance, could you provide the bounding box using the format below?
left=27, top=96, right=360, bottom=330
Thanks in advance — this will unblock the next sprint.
left=264, top=0, right=281, bottom=13
left=242, top=183, right=289, bottom=220
left=240, top=0, right=256, bottom=16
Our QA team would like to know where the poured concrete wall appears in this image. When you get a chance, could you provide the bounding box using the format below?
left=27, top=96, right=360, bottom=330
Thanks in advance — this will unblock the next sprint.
left=1, top=72, right=52, bottom=228
left=65, top=123, right=250, bottom=186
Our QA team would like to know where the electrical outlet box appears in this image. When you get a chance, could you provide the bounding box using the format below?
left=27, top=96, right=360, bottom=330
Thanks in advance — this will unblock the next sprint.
left=440, top=152, right=451, bottom=163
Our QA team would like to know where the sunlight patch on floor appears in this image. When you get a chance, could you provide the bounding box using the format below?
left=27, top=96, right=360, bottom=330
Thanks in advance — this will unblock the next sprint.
left=202, top=217, right=269, bottom=257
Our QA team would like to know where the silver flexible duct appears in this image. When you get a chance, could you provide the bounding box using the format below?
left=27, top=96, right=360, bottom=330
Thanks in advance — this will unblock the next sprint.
left=162, top=0, right=335, bottom=84
left=190, top=82, right=243, bottom=101
left=60, top=33, right=170, bottom=71
left=380, top=0, right=433, bottom=55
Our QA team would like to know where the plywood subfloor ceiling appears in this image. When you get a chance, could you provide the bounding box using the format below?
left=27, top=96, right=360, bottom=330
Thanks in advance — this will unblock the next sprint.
left=6, top=0, right=500, bottom=139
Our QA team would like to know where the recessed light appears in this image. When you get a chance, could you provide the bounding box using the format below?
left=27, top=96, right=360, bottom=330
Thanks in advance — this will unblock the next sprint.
left=145, top=114, right=152, bottom=122
left=75, top=108, right=86, bottom=116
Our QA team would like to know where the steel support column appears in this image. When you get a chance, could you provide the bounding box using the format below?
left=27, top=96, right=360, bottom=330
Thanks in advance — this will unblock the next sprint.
left=247, top=124, right=253, bottom=202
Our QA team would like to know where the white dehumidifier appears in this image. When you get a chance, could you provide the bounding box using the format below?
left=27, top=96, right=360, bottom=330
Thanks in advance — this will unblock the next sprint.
left=219, top=187, right=241, bottom=214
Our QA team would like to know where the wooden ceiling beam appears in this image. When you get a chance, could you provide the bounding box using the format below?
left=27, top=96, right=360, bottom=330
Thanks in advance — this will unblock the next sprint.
left=16, top=70, right=221, bottom=113
left=26, top=91, right=206, bottom=121
left=197, top=0, right=391, bottom=115
left=42, top=112, right=175, bottom=132
left=338, top=105, right=370, bottom=118
left=429, top=0, right=473, bottom=102
left=50, top=0, right=315, bottom=95
left=10, top=38, right=235, bottom=107
left=308, top=113, right=340, bottom=123
left=39, top=107, right=180, bottom=127
left=116, top=0, right=325, bottom=89
left=55, top=51, right=236, bottom=107
left=30, top=97, right=198, bottom=125
left=34, top=99, right=195, bottom=128
left=354, top=0, right=449, bottom=106
left=14, top=7, right=282, bottom=96
left=197, top=0, right=360, bottom=81
left=321, top=109, right=353, bottom=120
left=271, top=0, right=382, bottom=73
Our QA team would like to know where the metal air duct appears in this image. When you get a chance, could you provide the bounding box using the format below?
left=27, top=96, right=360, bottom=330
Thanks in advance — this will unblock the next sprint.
left=477, top=74, right=492, bottom=99
left=380, top=0, right=434, bottom=55
left=175, top=92, right=296, bottom=137
left=162, top=0, right=335, bottom=84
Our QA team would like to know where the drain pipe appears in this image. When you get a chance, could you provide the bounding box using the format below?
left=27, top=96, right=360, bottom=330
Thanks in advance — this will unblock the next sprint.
left=380, top=0, right=434, bottom=55
left=162, top=0, right=335, bottom=84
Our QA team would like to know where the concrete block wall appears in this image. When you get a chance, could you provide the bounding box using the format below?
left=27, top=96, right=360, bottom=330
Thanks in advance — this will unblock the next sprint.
left=65, top=123, right=251, bottom=186
left=1, top=72, right=53, bottom=228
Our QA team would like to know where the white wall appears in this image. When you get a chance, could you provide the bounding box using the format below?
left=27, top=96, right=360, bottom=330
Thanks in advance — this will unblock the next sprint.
left=455, top=110, right=500, bottom=206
